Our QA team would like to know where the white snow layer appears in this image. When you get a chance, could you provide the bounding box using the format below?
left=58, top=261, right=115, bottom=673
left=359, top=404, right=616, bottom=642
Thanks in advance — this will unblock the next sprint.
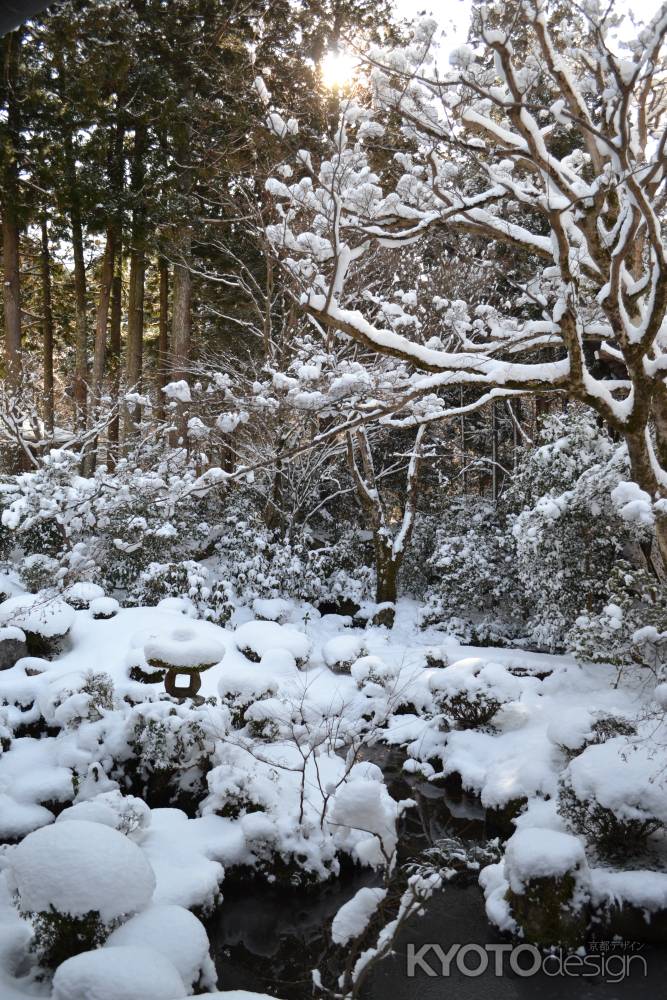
left=331, top=886, right=387, bottom=945
left=7, top=820, right=156, bottom=921
left=52, top=946, right=185, bottom=1000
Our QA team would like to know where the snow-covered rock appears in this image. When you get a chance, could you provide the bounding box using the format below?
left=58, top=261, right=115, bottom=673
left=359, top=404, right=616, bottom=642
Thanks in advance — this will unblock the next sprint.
left=504, top=828, right=590, bottom=894
left=7, top=820, right=156, bottom=922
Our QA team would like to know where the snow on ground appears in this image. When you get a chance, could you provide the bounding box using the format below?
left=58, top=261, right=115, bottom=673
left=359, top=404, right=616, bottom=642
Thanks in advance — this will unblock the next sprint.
left=0, top=595, right=665, bottom=996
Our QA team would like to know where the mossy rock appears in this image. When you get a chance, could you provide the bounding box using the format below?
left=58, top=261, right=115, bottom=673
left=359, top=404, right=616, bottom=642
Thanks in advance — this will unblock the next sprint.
left=0, top=635, right=27, bottom=669
left=486, top=796, right=528, bottom=840
left=372, top=605, right=396, bottom=628
left=507, top=872, right=590, bottom=949
left=594, top=900, right=667, bottom=945
left=23, top=631, right=66, bottom=660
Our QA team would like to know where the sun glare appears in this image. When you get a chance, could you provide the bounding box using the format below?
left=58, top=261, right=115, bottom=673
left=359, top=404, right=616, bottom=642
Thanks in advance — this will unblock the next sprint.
left=321, top=50, right=357, bottom=90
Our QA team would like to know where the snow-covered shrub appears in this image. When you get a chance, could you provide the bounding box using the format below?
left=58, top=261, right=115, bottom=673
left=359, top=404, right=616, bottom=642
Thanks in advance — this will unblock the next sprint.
left=323, top=634, right=367, bottom=675
left=252, top=597, right=292, bottom=622
left=420, top=498, right=518, bottom=635
left=131, top=561, right=233, bottom=626
left=329, top=775, right=410, bottom=869
left=65, top=582, right=105, bottom=610
left=0, top=593, right=75, bottom=658
left=214, top=507, right=372, bottom=608
left=202, top=758, right=272, bottom=819
left=234, top=619, right=312, bottom=667
left=506, top=411, right=647, bottom=651
left=244, top=696, right=294, bottom=741
left=105, top=904, right=217, bottom=993
left=351, top=655, right=399, bottom=694
left=567, top=561, right=667, bottom=673
left=51, top=946, right=186, bottom=1000
left=0, top=448, right=215, bottom=598
left=429, top=658, right=520, bottom=729
left=424, top=646, right=448, bottom=670
left=124, top=701, right=222, bottom=811
left=218, top=674, right=278, bottom=729
left=559, top=737, right=667, bottom=856
left=7, top=820, right=156, bottom=969
left=19, top=554, right=61, bottom=593
left=90, top=596, right=119, bottom=620
left=56, top=791, right=150, bottom=839
left=51, top=671, right=116, bottom=729
left=548, top=710, right=636, bottom=761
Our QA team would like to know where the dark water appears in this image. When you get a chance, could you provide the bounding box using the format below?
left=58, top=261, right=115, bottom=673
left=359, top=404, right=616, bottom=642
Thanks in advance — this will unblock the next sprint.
left=207, top=746, right=667, bottom=999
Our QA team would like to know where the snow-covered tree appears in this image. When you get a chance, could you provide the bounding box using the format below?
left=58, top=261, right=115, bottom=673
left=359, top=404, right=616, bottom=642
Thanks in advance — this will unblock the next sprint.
left=265, top=0, right=667, bottom=569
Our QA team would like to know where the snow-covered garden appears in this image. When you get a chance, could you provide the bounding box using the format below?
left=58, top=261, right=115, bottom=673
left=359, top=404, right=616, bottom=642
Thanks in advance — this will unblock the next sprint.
left=1, top=0, right=667, bottom=996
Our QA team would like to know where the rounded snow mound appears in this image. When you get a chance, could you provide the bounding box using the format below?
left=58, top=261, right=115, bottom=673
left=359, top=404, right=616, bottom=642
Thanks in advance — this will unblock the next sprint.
left=350, top=655, right=399, bottom=691
left=144, top=626, right=225, bottom=670
left=106, top=904, right=216, bottom=992
left=235, top=620, right=311, bottom=664
left=0, top=594, right=75, bottom=637
left=156, top=596, right=197, bottom=618
left=66, top=582, right=105, bottom=607
left=567, top=736, right=667, bottom=822
left=8, top=819, right=156, bottom=921
left=52, top=945, right=185, bottom=1000
left=90, top=596, right=120, bottom=619
left=504, top=827, right=590, bottom=894
left=251, top=597, right=291, bottom=622
left=428, top=657, right=521, bottom=700
left=323, top=634, right=366, bottom=673
left=56, top=790, right=151, bottom=839
left=0, top=624, right=26, bottom=642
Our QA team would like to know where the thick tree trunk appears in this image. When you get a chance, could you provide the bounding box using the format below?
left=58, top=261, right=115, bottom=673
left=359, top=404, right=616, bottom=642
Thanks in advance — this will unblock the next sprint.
left=374, top=536, right=399, bottom=626
left=93, top=230, right=117, bottom=379
left=170, top=230, right=192, bottom=449
left=155, top=258, right=169, bottom=422
left=1, top=31, right=22, bottom=384
left=123, top=243, right=145, bottom=433
left=64, top=133, right=88, bottom=435
left=3, top=214, right=21, bottom=383
left=170, top=231, right=192, bottom=380
left=40, top=218, right=54, bottom=434
left=106, top=249, right=122, bottom=469
left=82, top=227, right=116, bottom=475
left=124, top=123, right=147, bottom=441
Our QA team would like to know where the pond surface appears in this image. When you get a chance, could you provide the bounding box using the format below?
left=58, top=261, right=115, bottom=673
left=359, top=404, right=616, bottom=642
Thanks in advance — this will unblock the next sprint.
left=207, top=746, right=667, bottom=999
